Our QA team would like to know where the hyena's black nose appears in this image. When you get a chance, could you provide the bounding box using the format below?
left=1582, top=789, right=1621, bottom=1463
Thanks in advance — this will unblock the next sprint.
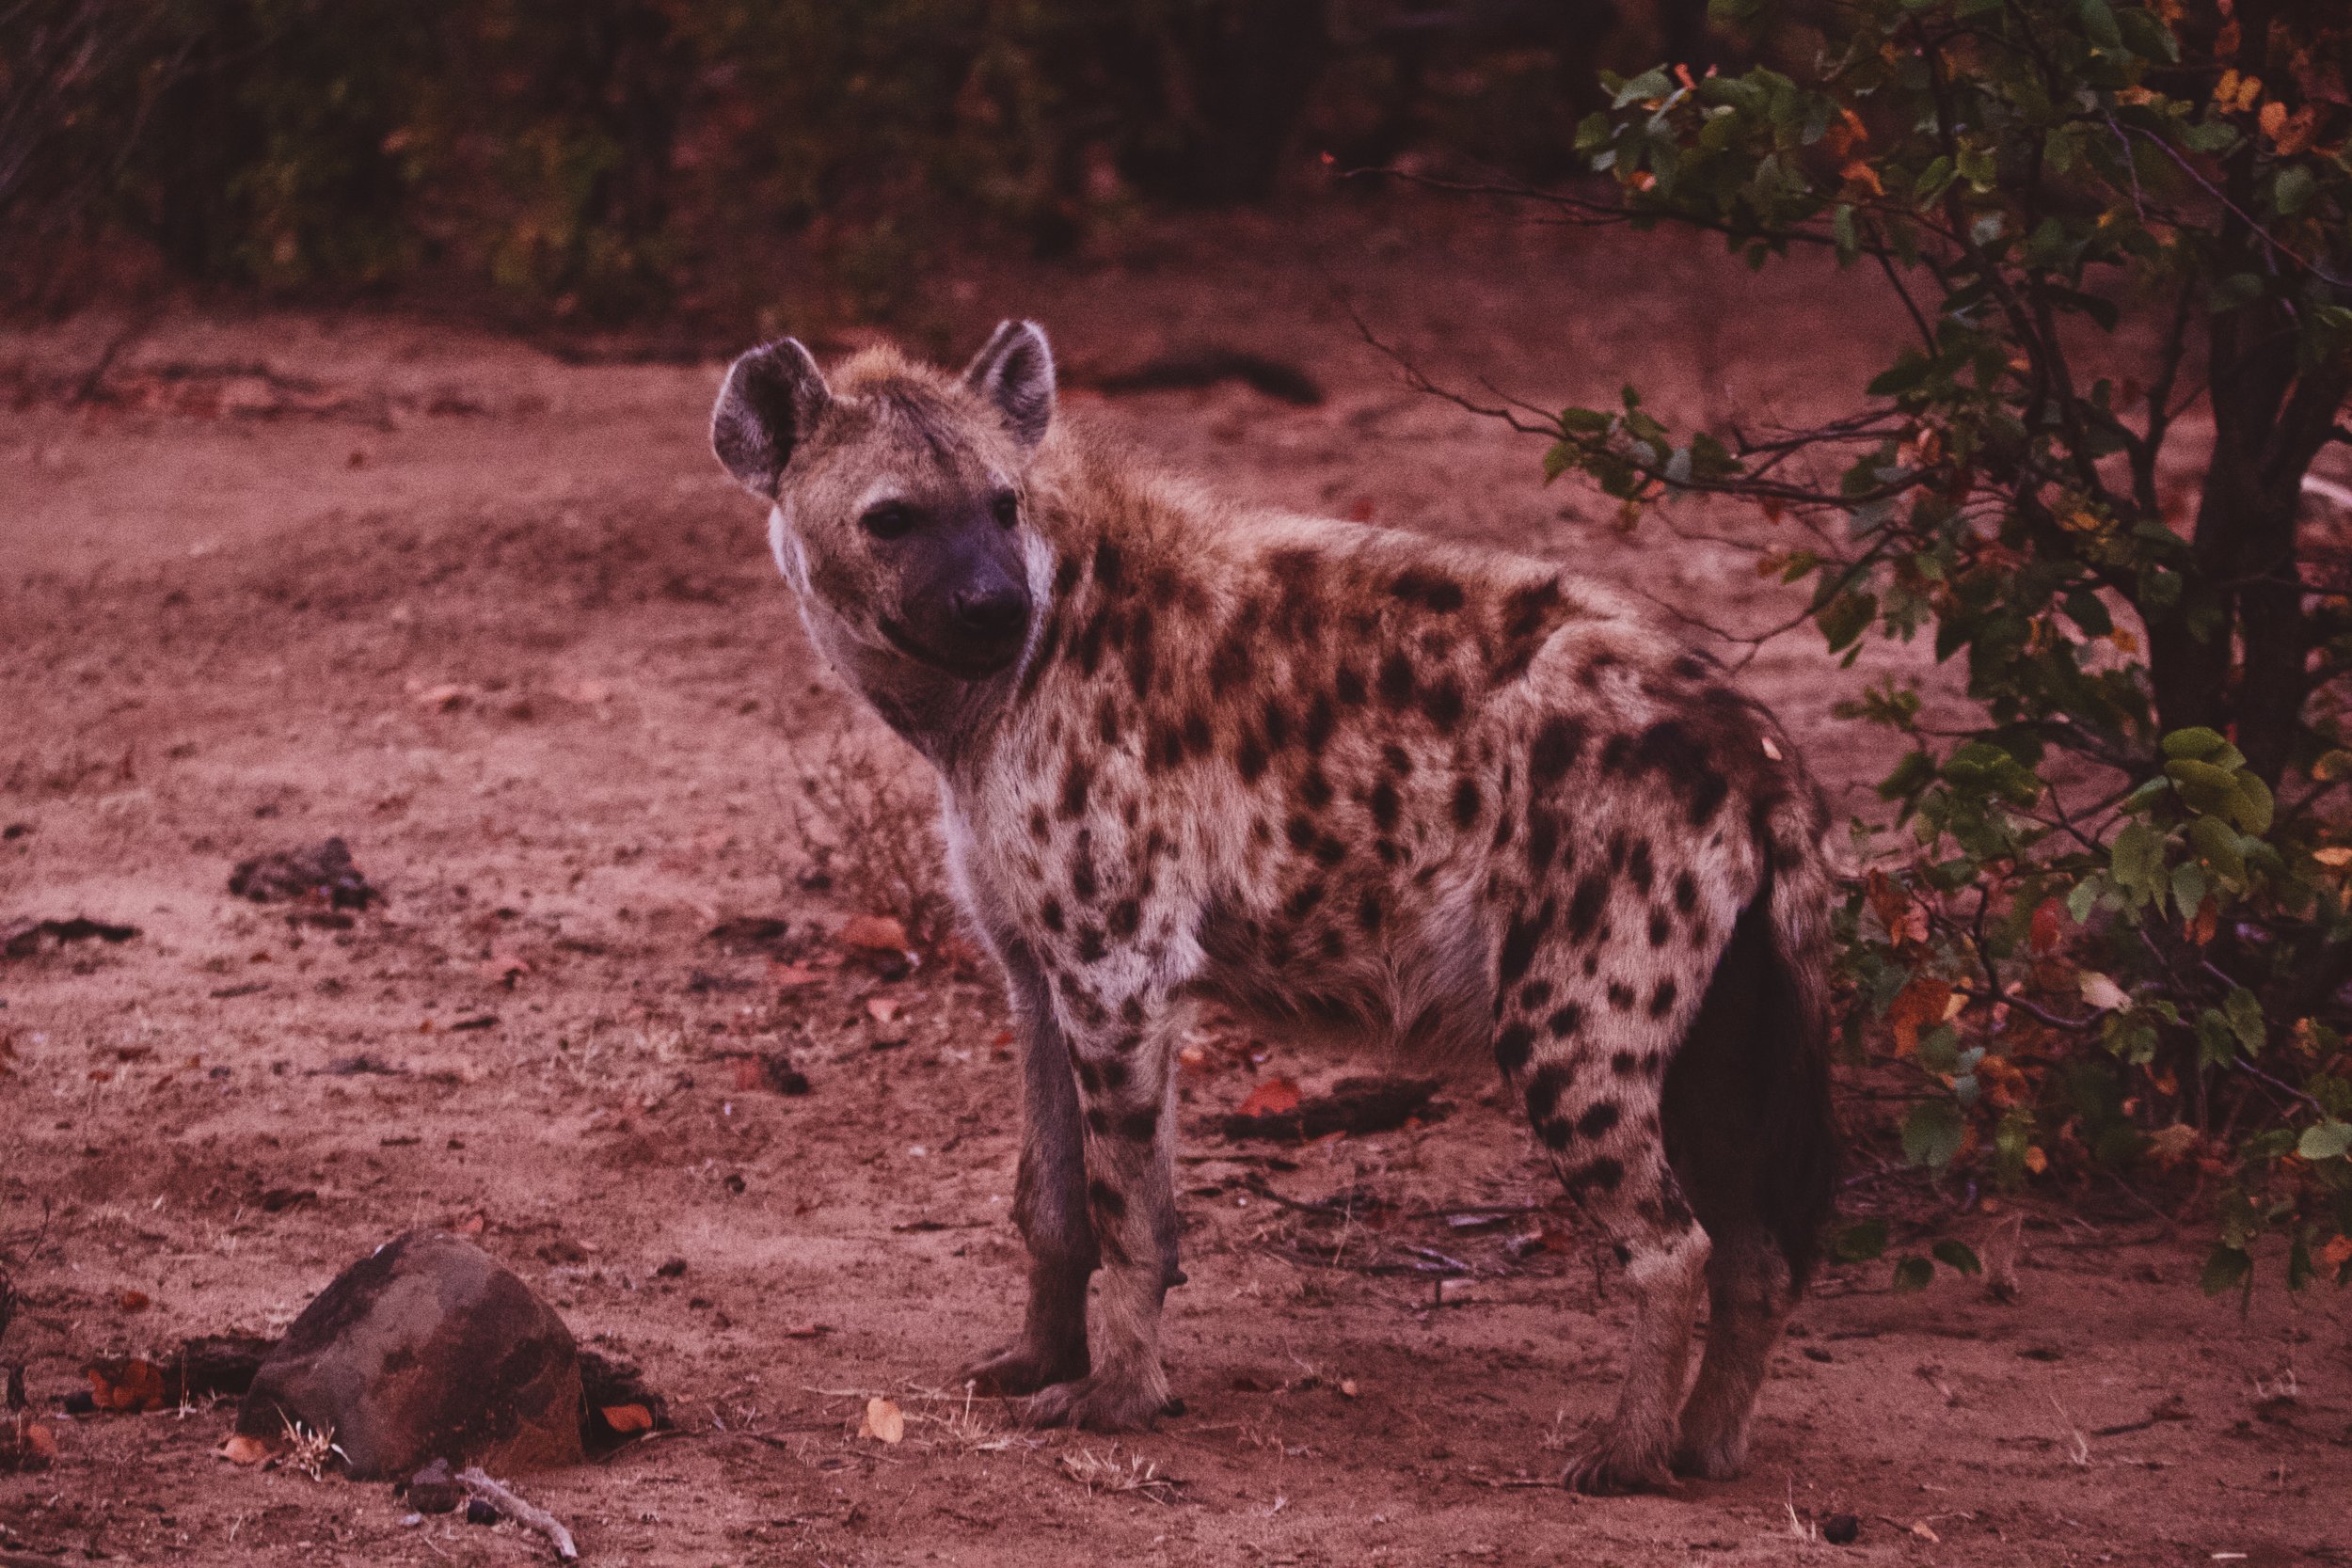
left=952, top=583, right=1029, bottom=639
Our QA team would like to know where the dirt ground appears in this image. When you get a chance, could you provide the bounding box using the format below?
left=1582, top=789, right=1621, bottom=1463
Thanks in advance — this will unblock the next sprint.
left=3, top=199, right=2346, bottom=1567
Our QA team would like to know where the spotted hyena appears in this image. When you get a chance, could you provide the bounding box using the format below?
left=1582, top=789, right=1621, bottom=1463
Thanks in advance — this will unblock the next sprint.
left=709, top=322, right=1837, bottom=1491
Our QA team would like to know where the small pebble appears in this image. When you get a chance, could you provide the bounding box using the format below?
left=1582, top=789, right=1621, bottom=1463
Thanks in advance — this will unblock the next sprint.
left=397, top=1513, right=422, bottom=1528
left=1823, top=1513, right=1861, bottom=1545
left=465, top=1497, right=500, bottom=1527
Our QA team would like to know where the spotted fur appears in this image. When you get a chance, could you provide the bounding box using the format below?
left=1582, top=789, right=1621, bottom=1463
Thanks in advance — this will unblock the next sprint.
left=711, top=323, right=1839, bottom=1491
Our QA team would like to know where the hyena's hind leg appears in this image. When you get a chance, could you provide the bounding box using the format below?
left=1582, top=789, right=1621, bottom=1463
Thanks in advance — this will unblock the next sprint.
left=1495, top=921, right=1710, bottom=1493
left=958, top=938, right=1096, bottom=1396
left=1664, top=874, right=1836, bottom=1480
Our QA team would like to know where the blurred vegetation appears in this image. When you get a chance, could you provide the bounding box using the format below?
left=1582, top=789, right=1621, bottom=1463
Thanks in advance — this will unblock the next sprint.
left=0, top=0, right=1702, bottom=320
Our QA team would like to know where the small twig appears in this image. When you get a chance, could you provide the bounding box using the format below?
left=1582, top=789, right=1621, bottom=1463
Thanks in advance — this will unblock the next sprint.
left=457, top=1467, right=579, bottom=1562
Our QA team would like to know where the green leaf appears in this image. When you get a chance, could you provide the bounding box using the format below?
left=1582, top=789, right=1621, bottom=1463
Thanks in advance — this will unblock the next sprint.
left=2225, top=988, right=2265, bottom=1057
left=1901, top=1098, right=1967, bottom=1168
left=2232, top=772, right=2274, bottom=835
left=1931, top=1239, right=1982, bottom=1276
left=1612, top=68, right=1673, bottom=110
left=1831, top=1218, right=1889, bottom=1263
left=2297, top=1120, right=2352, bottom=1161
left=1892, top=1255, right=1935, bottom=1291
left=2108, top=820, right=2168, bottom=911
left=1818, top=591, right=1879, bottom=653
left=2210, top=272, right=2265, bottom=313
left=2199, top=1243, right=2252, bottom=1296
left=2161, top=726, right=2234, bottom=763
left=2275, top=165, right=2315, bottom=216
left=2077, top=0, right=2122, bottom=49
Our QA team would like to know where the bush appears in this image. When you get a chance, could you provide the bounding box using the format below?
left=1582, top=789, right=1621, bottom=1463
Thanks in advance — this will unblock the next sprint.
left=2, top=0, right=1701, bottom=315
left=1538, top=0, right=2352, bottom=1291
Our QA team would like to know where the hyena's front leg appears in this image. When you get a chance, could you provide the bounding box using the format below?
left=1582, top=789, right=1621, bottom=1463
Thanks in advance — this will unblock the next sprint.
left=959, top=939, right=1096, bottom=1396
left=1018, top=1000, right=1178, bottom=1432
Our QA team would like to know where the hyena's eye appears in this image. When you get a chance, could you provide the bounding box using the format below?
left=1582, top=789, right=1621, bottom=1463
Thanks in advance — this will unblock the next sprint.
left=860, top=501, right=918, bottom=541
left=991, top=491, right=1021, bottom=530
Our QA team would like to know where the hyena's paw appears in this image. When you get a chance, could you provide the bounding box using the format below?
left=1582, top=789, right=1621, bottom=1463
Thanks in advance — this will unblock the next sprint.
left=1669, top=1432, right=1749, bottom=1482
left=1016, top=1370, right=1168, bottom=1433
left=956, top=1338, right=1089, bottom=1399
left=1559, top=1424, right=1677, bottom=1495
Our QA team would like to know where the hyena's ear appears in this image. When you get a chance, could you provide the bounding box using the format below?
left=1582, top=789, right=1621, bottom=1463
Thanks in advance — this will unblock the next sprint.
left=712, top=338, right=831, bottom=497
left=962, top=319, right=1056, bottom=449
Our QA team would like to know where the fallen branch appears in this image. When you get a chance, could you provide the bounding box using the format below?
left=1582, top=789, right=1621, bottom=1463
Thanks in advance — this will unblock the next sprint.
left=458, top=1467, right=579, bottom=1561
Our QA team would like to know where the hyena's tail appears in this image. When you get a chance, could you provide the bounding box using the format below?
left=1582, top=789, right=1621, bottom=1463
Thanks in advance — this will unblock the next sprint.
left=1751, top=797, right=1839, bottom=1290
left=1662, top=789, right=1840, bottom=1291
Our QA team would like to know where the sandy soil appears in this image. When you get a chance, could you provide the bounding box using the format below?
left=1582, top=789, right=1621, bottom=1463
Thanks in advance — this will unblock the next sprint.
left=2, top=201, right=2346, bottom=1567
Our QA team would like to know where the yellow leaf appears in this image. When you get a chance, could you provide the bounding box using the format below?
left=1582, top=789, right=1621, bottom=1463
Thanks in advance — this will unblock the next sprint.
left=601, top=1403, right=654, bottom=1433
left=2078, top=972, right=2129, bottom=1012
left=2312, top=847, right=2352, bottom=868
left=860, top=1397, right=905, bottom=1445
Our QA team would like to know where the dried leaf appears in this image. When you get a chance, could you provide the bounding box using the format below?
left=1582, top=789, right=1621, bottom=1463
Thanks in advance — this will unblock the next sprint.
left=24, top=1423, right=58, bottom=1462
left=87, top=1358, right=167, bottom=1412
left=600, top=1403, right=654, bottom=1434
left=117, top=1289, right=151, bottom=1312
left=1910, top=1522, right=1941, bottom=1544
left=766, top=960, right=821, bottom=988
left=2312, top=847, right=2352, bottom=869
left=866, top=996, right=900, bottom=1025
left=838, top=914, right=910, bottom=953
left=2028, top=897, right=2064, bottom=955
left=1886, top=977, right=1953, bottom=1056
left=217, top=1433, right=270, bottom=1465
left=859, top=1396, right=905, bottom=1444
left=1235, top=1076, right=1302, bottom=1118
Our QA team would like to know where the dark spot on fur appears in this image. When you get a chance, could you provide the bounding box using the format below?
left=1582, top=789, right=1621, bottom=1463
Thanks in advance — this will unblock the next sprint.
left=1119, top=1107, right=1157, bottom=1143
left=1630, top=719, right=1730, bottom=826
left=1607, top=980, right=1636, bottom=1010
left=1059, top=756, right=1092, bottom=818
left=1648, top=978, right=1677, bottom=1017
left=1055, top=554, right=1082, bottom=596
left=1494, top=1024, right=1535, bottom=1074
left=1299, top=767, right=1334, bottom=811
left=1547, top=1004, right=1583, bottom=1038
left=1074, top=1059, right=1101, bottom=1092
left=1382, top=744, right=1413, bottom=776
left=1238, top=734, right=1270, bottom=783
left=1370, top=779, right=1402, bottom=832
left=1303, top=693, right=1336, bottom=753
left=1568, top=1157, right=1625, bottom=1194
left=1088, top=1178, right=1127, bottom=1220
left=1095, top=696, right=1121, bottom=746
left=1358, top=892, right=1384, bottom=932
left=1518, top=980, right=1553, bottom=1011
left=1120, top=997, right=1145, bottom=1026
left=1085, top=1108, right=1108, bottom=1136
left=1100, top=1059, right=1131, bottom=1091
left=1263, top=699, right=1293, bottom=753
left=1628, top=839, right=1653, bottom=892
left=1611, top=1050, right=1640, bottom=1076
left=1093, top=539, right=1123, bottom=590
left=1674, top=872, right=1698, bottom=912
left=1149, top=721, right=1185, bottom=771
left=1530, top=716, right=1586, bottom=785
left=1526, top=808, right=1560, bottom=875
left=1029, top=808, right=1050, bottom=842
left=1452, top=778, right=1481, bottom=830
left=1377, top=652, right=1415, bottom=707
left=1184, top=709, right=1212, bottom=757
left=1565, top=873, right=1610, bottom=942
left=1524, top=1062, right=1570, bottom=1123
left=1577, top=1102, right=1621, bottom=1139
left=1392, top=567, right=1467, bottom=612
left=1319, top=928, right=1347, bottom=959
left=1672, top=653, right=1712, bottom=679
left=1334, top=663, right=1367, bottom=706
left=1109, top=898, right=1141, bottom=939
left=1071, top=837, right=1098, bottom=902
left=1497, top=899, right=1555, bottom=985
left=1124, top=605, right=1157, bottom=697
left=1312, top=835, right=1347, bottom=867
left=1502, top=578, right=1563, bottom=641
left=1598, top=734, right=1630, bottom=771
left=1285, top=816, right=1317, bottom=851
left=1647, top=909, right=1671, bottom=946
left=1283, top=881, right=1326, bottom=921
left=1420, top=676, right=1464, bottom=729
left=1075, top=925, right=1106, bottom=963
left=1041, top=898, right=1065, bottom=933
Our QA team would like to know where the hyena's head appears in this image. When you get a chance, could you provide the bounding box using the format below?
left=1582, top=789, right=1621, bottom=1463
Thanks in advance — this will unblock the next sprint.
left=711, top=321, right=1056, bottom=682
